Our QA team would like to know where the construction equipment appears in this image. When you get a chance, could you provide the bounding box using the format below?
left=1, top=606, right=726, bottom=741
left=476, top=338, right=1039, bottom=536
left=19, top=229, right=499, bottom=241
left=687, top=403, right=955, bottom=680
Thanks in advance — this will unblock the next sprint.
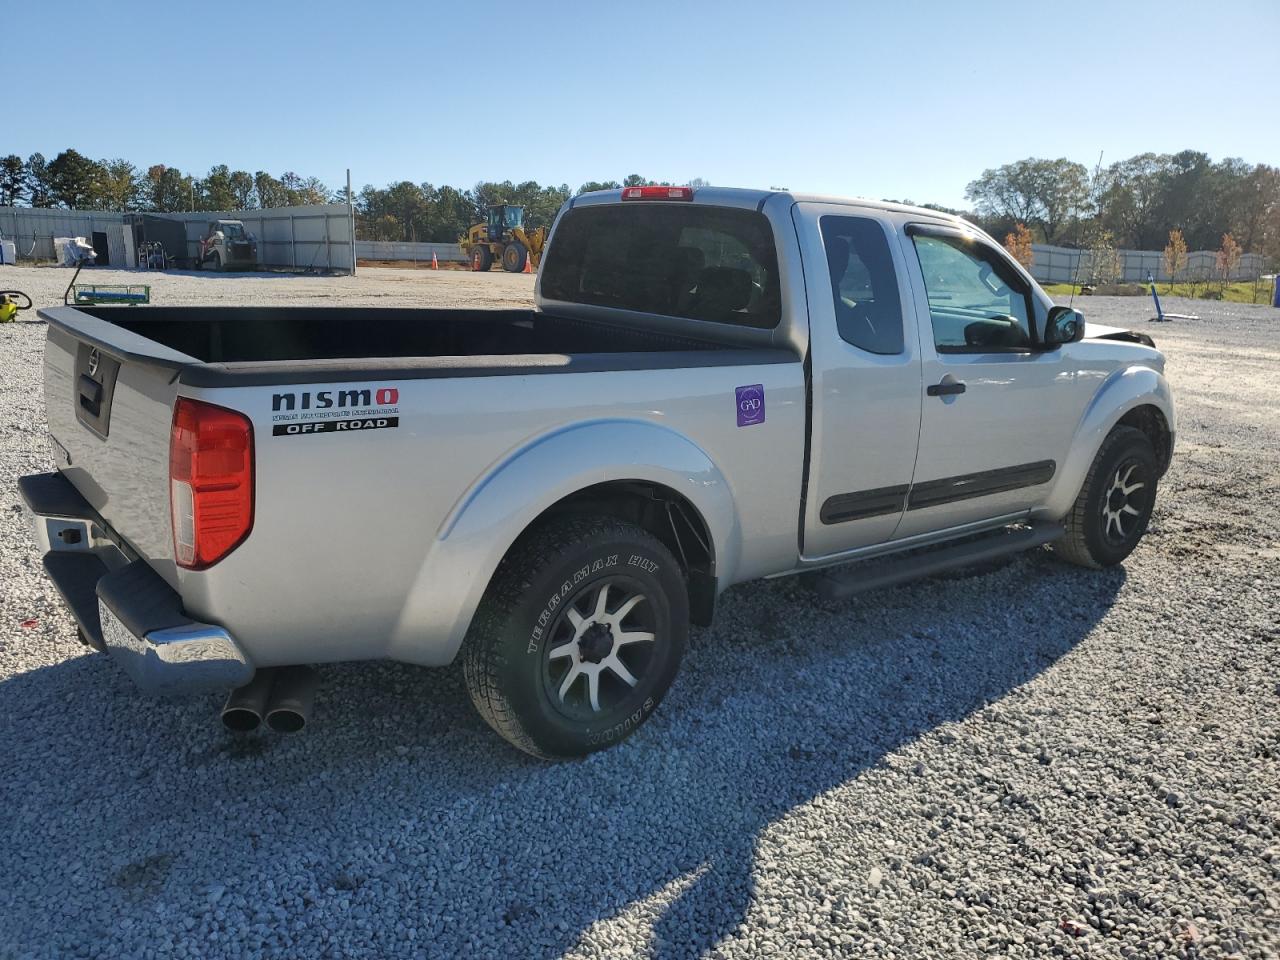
left=196, top=220, right=259, bottom=271
left=459, top=204, right=547, bottom=273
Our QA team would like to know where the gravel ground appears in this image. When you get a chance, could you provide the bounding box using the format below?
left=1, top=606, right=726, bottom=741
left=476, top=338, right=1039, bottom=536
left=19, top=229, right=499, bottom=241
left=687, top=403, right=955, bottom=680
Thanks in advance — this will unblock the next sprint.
left=0, top=262, right=536, bottom=311
left=0, top=272, right=1277, bottom=959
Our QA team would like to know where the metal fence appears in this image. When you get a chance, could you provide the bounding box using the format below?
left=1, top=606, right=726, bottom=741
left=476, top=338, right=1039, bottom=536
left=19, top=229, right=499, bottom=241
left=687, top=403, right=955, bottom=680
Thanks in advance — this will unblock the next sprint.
left=355, top=240, right=468, bottom=263
left=180, top=204, right=354, bottom=271
left=1029, top=243, right=1268, bottom=284
left=0, top=207, right=126, bottom=262
left=0, top=203, right=355, bottom=272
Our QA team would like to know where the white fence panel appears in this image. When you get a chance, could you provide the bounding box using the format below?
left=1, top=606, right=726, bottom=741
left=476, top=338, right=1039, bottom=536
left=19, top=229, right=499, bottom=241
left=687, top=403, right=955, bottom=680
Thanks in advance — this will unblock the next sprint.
left=355, top=240, right=468, bottom=262
left=175, top=204, right=354, bottom=271
left=0, top=207, right=124, bottom=261
left=1029, top=244, right=1267, bottom=284
left=0, top=204, right=354, bottom=272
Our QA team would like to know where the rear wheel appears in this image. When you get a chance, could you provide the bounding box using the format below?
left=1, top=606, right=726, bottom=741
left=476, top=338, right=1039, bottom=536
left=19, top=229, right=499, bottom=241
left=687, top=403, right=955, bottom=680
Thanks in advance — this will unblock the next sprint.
left=471, top=245, right=493, bottom=272
left=1054, top=425, right=1157, bottom=568
left=502, top=242, right=528, bottom=273
left=463, top=516, right=688, bottom=758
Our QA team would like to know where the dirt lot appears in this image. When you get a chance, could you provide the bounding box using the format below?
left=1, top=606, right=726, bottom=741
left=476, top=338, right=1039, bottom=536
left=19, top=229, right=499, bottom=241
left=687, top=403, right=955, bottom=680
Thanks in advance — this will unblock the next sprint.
left=0, top=263, right=536, bottom=311
left=0, top=268, right=1276, bottom=958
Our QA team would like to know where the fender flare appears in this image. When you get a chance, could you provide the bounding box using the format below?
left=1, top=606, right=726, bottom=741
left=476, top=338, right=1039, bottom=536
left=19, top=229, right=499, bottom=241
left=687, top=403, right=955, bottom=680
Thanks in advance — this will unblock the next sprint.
left=1038, top=364, right=1175, bottom=520
left=387, top=419, right=741, bottom=665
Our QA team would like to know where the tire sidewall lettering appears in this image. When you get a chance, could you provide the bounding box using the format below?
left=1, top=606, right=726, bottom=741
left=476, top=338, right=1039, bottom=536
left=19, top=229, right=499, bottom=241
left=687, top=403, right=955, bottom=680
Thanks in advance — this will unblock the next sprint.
left=586, top=697, right=655, bottom=746
left=525, top=553, right=620, bottom=656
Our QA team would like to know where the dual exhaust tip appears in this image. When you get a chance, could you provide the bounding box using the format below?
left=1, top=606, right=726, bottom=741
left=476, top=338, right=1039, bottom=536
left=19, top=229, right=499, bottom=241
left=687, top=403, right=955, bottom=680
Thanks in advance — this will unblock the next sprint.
left=221, top=665, right=317, bottom=734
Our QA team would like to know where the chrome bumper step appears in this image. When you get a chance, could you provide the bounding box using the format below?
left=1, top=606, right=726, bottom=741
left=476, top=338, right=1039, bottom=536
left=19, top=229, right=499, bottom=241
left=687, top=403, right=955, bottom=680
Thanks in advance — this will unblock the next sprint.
left=20, top=470, right=254, bottom=695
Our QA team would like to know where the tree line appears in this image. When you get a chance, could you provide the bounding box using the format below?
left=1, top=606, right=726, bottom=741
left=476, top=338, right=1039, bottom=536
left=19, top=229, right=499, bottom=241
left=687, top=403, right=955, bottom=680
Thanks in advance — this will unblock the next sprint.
left=3, top=144, right=1276, bottom=264
left=0, top=149, right=700, bottom=244
left=0, top=150, right=331, bottom=214
left=962, top=150, right=1279, bottom=263
left=354, top=175, right=707, bottom=244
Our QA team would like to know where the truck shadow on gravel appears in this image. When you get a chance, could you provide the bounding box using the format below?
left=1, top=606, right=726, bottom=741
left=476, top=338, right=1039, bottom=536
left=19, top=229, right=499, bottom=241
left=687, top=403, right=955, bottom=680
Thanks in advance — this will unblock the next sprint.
left=0, top=550, right=1122, bottom=958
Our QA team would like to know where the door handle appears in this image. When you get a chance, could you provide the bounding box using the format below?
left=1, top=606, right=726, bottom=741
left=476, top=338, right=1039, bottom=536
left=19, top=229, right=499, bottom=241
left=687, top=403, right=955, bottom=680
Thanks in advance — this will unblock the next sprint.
left=78, top=374, right=102, bottom=413
left=927, top=380, right=966, bottom=397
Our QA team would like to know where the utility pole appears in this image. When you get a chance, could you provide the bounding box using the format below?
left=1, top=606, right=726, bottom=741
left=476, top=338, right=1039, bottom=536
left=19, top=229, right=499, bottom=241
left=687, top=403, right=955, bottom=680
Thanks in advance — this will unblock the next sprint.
left=347, top=168, right=356, bottom=276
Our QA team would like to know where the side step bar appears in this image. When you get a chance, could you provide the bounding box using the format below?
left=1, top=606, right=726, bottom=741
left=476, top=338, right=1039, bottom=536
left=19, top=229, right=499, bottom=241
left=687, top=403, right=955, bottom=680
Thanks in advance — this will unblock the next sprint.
left=812, top=521, right=1064, bottom=601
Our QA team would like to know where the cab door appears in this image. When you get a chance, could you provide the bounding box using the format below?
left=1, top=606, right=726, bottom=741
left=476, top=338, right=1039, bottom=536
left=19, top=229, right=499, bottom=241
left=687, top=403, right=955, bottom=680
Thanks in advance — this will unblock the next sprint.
left=892, top=223, right=1077, bottom=539
left=796, top=204, right=923, bottom=559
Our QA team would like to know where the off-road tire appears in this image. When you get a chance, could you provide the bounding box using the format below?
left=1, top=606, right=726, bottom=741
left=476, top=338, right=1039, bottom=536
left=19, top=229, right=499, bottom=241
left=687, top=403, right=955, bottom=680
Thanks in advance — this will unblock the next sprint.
left=502, top=242, right=528, bottom=273
left=1054, top=425, right=1157, bottom=569
left=471, top=245, right=493, bottom=272
left=462, top=516, right=688, bottom=758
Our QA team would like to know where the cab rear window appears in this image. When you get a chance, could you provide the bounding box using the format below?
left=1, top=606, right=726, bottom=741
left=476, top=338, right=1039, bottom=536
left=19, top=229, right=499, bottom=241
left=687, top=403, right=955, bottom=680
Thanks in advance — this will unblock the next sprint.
left=541, top=204, right=781, bottom=329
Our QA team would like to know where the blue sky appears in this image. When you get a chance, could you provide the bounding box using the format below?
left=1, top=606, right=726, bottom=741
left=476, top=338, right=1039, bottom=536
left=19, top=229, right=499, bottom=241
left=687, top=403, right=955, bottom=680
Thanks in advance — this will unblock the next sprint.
left=9, top=0, right=1278, bottom=208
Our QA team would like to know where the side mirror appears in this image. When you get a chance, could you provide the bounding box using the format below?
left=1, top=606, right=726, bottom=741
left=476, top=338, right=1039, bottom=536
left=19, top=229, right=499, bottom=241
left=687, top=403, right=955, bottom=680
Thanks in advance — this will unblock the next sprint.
left=1045, top=305, right=1086, bottom=347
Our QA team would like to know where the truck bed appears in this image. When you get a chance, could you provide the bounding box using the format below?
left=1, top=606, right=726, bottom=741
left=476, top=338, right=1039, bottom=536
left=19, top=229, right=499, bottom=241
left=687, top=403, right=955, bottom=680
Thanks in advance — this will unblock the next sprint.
left=101, top=306, right=726, bottom=362
left=52, top=304, right=782, bottom=366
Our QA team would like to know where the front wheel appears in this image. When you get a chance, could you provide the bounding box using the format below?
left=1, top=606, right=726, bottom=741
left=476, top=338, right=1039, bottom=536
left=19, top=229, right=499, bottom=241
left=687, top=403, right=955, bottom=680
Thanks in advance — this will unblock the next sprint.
left=501, top=242, right=528, bottom=273
left=1054, top=425, right=1158, bottom=569
left=463, top=516, right=688, bottom=758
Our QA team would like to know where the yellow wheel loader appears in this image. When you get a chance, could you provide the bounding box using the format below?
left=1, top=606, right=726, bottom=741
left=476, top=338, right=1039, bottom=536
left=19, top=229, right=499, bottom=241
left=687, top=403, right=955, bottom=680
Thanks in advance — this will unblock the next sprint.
left=459, top=204, right=547, bottom=272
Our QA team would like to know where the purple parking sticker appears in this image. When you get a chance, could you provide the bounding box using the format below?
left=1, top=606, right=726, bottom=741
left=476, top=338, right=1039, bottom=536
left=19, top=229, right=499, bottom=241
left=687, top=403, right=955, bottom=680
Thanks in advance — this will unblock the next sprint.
left=736, top=384, right=765, bottom=427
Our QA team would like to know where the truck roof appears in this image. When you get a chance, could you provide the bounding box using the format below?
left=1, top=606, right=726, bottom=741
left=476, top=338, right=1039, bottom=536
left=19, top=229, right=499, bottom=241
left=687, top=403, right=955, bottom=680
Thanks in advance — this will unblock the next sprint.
left=569, top=186, right=976, bottom=231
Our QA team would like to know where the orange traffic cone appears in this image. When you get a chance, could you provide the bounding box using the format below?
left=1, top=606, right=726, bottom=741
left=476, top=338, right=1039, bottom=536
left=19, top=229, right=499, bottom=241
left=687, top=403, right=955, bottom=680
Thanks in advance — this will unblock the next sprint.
left=431, top=252, right=438, bottom=270
left=523, top=253, right=533, bottom=274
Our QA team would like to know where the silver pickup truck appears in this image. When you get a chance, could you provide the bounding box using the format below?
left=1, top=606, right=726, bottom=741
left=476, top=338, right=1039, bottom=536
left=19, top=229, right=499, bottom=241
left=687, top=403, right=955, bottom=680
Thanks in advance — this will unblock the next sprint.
left=20, top=186, right=1174, bottom=757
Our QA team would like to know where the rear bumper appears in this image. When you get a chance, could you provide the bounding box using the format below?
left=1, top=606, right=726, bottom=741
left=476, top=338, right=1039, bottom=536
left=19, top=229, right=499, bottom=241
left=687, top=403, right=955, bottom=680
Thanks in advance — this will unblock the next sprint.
left=18, top=472, right=253, bottom=695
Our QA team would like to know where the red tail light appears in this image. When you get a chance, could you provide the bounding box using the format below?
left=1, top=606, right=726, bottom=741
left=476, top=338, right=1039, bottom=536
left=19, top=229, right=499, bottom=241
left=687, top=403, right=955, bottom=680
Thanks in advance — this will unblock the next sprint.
left=621, top=186, right=694, bottom=201
left=170, top=397, right=254, bottom=569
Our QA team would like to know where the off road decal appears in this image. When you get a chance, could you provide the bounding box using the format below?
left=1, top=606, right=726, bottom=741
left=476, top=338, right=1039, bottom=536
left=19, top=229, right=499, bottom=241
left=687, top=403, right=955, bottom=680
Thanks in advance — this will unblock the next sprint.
left=270, top=384, right=400, bottom=434
left=272, top=417, right=399, bottom=436
left=271, top=386, right=398, bottom=412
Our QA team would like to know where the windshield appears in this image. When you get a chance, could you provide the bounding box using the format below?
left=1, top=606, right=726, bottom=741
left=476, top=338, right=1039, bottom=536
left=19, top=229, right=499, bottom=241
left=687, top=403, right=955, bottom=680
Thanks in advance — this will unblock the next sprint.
left=220, top=222, right=246, bottom=241
left=504, top=207, right=524, bottom=229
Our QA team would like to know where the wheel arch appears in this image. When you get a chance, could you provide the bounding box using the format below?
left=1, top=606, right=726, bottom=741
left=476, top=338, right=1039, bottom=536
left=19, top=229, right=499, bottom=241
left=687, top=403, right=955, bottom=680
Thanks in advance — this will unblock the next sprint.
left=1117, top=403, right=1173, bottom=476
left=1038, top=364, right=1175, bottom=521
left=386, top=419, right=741, bottom=665
left=533, top=479, right=718, bottom=625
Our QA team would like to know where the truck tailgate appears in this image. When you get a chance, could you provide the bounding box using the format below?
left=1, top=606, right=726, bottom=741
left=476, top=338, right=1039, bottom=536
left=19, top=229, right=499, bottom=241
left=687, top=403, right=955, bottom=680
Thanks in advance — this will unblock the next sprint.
left=42, top=316, right=186, bottom=585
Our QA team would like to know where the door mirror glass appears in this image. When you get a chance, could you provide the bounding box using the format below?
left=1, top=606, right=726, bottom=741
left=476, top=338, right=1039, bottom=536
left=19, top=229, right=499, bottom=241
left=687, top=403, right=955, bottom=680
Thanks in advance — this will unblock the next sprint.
left=1045, top=305, right=1086, bottom=346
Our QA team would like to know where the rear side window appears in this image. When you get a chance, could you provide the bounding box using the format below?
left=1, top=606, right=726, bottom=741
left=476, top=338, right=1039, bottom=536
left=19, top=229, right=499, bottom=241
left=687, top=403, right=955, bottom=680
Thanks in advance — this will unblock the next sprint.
left=820, top=215, right=904, bottom=355
left=541, top=204, right=781, bottom=329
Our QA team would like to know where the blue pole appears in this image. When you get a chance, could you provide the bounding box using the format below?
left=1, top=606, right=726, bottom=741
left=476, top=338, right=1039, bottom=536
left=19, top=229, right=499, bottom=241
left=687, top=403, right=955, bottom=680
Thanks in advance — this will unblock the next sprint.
left=1149, top=271, right=1164, bottom=321
left=1273, top=274, right=1280, bottom=308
